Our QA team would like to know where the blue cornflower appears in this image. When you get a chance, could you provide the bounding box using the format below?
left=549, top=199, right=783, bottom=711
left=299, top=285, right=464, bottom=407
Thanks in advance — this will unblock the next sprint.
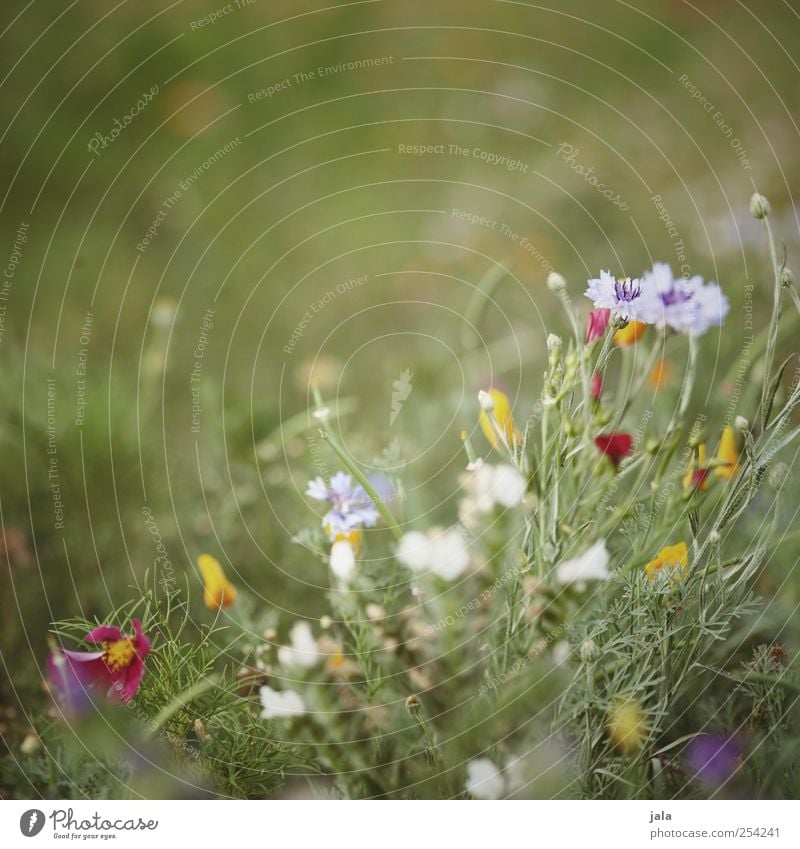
left=585, top=270, right=657, bottom=323
left=306, top=471, right=379, bottom=539
left=642, top=263, right=729, bottom=335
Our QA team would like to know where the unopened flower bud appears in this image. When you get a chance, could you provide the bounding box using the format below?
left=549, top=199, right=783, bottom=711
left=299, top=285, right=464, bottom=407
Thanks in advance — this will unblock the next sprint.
left=547, top=271, right=566, bottom=292
left=769, top=462, right=789, bottom=490
left=579, top=638, right=599, bottom=664
left=478, top=390, right=495, bottom=412
left=750, top=193, right=771, bottom=219
left=735, top=416, right=749, bottom=431
left=708, top=529, right=721, bottom=545
left=547, top=333, right=562, bottom=354
left=405, top=694, right=421, bottom=713
left=781, top=267, right=794, bottom=287
left=645, top=436, right=661, bottom=455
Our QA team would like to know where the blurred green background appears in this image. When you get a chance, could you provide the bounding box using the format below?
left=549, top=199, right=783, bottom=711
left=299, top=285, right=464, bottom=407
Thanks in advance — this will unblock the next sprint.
left=1, top=0, right=799, bottom=794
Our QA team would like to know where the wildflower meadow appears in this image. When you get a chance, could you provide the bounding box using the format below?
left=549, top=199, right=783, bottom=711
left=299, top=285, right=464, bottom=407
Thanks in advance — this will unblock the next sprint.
left=1, top=0, right=799, bottom=832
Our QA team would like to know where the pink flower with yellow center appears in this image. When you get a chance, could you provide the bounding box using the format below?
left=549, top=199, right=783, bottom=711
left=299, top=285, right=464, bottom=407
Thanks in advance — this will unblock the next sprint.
left=48, top=618, right=151, bottom=707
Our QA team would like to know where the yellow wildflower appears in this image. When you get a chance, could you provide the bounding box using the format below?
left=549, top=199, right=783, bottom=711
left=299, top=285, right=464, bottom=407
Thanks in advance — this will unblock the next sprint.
left=197, top=554, right=237, bottom=610
left=607, top=697, right=648, bottom=754
left=644, top=542, right=688, bottom=583
left=613, top=320, right=647, bottom=347
left=478, top=388, right=520, bottom=451
left=715, top=426, right=739, bottom=479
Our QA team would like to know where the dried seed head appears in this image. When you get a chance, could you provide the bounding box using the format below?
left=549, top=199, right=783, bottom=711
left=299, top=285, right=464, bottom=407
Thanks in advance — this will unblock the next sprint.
left=405, top=694, right=421, bottom=713
left=546, top=271, right=566, bottom=292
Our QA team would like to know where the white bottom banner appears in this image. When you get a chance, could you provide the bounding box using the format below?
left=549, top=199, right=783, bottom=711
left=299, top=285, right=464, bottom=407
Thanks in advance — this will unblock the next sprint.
left=1, top=800, right=796, bottom=848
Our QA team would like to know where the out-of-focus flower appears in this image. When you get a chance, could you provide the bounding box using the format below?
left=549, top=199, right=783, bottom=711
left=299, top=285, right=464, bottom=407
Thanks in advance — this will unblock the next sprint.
left=197, top=554, right=237, bottom=609
left=556, top=540, right=610, bottom=583
left=749, top=193, right=770, bottom=219
left=330, top=530, right=360, bottom=583
left=396, top=527, right=470, bottom=580
left=306, top=471, right=379, bottom=540
left=594, top=433, right=633, bottom=467
left=48, top=619, right=151, bottom=706
left=683, top=445, right=710, bottom=492
left=259, top=685, right=306, bottom=719
left=649, top=359, right=673, bottom=390
left=715, top=426, right=739, bottom=479
left=645, top=541, right=688, bottom=583
left=686, top=733, right=741, bottom=786
left=478, top=388, right=520, bottom=451
left=607, top=697, right=648, bottom=753
left=150, top=296, right=177, bottom=330
left=641, top=263, right=729, bottom=335
left=277, top=621, right=320, bottom=669
left=591, top=370, right=603, bottom=401
left=461, top=463, right=526, bottom=515
left=585, top=271, right=657, bottom=323
left=585, top=308, right=611, bottom=344
left=613, top=320, right=647, bottom=347
left=465, top=757, right=505, bottom=799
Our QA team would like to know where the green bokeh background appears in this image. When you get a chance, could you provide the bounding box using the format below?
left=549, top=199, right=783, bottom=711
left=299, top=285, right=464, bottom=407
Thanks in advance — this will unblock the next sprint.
left=1, top=0, right=799, bottom=794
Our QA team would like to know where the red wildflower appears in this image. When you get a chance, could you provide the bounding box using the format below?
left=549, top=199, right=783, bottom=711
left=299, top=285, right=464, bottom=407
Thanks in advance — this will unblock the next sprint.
left=586, top=308, right=611, bottom=344
left=594, top=433, right=633, bottom=467
left=48, top=618, right=151, bottom=707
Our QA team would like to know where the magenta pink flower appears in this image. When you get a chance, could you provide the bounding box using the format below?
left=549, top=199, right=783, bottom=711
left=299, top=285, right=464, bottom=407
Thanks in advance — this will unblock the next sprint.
left=585, top=308, right=611, bottom=344
left=48, top=619, right=151, bottom=707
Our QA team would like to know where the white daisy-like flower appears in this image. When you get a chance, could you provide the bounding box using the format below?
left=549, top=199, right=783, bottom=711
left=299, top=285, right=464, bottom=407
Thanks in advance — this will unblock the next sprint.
left=642, top=262, right=729, bottom=336
left=465, top=757, right=505, bottom=799
left=555, top=540, right=611, bottom=583
left=396, top=527, right=471, bottom=580
left=259, top=685, right=306, bottom=719
left=396, top=531, right=431, bottom=572
left=277, top=621, right=320, bottom=669
left=585, top=270, right=657, bottom=323
left=459, top=464, right=526, bottom=526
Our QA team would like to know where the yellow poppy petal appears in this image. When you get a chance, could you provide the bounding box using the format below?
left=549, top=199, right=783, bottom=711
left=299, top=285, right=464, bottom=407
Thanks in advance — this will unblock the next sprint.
left=644, top=541, right=688, bottom=583
left=198, top=554, right=237, bottom=610
left=479, top=388, right=520, bottom=451
left=613, top=320, right=647, bottom=347
left=648, top=358, right=672, bottom=390
left=715, top=426, right=739, bottom=480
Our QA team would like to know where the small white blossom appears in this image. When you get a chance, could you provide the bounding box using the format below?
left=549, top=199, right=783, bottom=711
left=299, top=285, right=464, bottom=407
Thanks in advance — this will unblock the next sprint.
left=330, top=539, right=357, bottom=583
left=259, top=685, right=306, bottom=719
left=277, top=621, right=320, bottom=669
left=555, top=540, right=610, bottom=583
left=462, top=463, right=526, bottom=514
left=465, top=757, right=505, bottom=799
left=396, top=528, right=470, bottom=580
